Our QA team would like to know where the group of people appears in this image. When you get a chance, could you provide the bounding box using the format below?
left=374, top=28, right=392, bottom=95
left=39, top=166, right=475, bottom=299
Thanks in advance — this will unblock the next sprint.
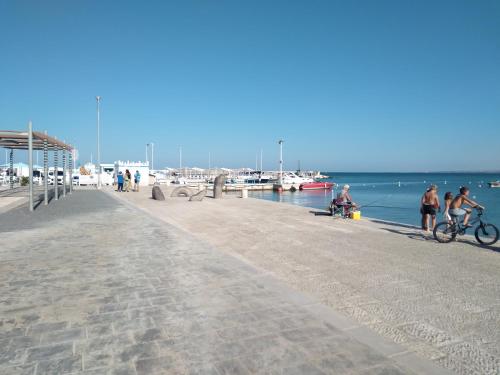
left=420, top=185, right=484, bottom=231
left=116, top=169, right=141, bottom=192
left=330, top=183, right=484, bottom=230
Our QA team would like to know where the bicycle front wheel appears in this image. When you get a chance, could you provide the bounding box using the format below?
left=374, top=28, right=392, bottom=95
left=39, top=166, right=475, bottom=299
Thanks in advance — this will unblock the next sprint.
left=434, top=222, right=457, bottom=243
left=475, top=224, right=499, bottom=245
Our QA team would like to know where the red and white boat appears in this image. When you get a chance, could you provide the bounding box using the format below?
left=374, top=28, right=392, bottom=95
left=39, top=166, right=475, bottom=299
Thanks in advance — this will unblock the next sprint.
left=299, top=182, right=334, bottom=190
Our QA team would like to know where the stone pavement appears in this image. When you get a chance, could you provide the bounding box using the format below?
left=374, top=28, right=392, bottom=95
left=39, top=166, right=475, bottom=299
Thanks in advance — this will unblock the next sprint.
left=0, top=190, right=447, bottom=374
left=113, top=186, right=500, bottom=375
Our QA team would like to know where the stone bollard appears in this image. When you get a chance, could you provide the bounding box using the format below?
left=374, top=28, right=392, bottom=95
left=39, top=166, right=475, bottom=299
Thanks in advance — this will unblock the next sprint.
left=189, top=189, right=206, bottom=202
left=152, top=186, right=165, bottom=201
left=170, top=186, right=193, bottom=197
left=241, top=188, right=248, bottom=199
left=213, top=174, right=225, bottom=199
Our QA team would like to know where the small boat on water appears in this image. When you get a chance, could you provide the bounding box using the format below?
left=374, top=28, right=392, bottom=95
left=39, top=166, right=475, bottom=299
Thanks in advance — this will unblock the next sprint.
left=488, top=181, right=500, bottom=188
left=299, top=182, right=334, bottom=190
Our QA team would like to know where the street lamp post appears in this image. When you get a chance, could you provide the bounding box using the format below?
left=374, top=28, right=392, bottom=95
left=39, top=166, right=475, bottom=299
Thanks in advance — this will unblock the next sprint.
left=151, top=142, right=154, bottom=170
left=96, top=96, right=101, bottom=189
left=278, top=140, right=284, bottom=185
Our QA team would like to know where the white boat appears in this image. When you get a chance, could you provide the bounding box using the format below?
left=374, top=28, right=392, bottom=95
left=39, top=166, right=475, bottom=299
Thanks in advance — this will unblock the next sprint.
left=488, top=181, right=500, bottom=188
left=298, top=170, right=329, bottom=180
left=281, top=172, right=314, bottom=185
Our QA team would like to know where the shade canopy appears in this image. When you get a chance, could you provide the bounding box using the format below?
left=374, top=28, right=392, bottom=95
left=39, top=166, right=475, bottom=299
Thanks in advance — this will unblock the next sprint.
left=0, top=130, right=73, bottom=151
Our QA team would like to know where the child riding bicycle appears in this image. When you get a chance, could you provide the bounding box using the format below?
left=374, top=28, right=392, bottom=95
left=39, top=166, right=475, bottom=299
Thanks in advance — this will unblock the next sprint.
left=449, top=186, right=484, bottom=227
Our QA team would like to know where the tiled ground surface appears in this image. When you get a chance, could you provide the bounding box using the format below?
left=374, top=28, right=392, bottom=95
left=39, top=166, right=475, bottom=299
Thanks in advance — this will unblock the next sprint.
left=0, top=191, right=442, bottom=374
left=114, top=186, right=500, bottom=375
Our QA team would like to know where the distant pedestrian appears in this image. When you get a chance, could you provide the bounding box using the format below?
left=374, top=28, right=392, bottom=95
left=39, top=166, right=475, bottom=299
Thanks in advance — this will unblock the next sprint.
left=443, top=192, right=454, bottom=223
left=420, top=184, right=440, bottom=231
left=117, top=171, right=124, bottom=192
left=124, top=169, right=131, bottom=192
left=134, top=170, right=141, bottom=192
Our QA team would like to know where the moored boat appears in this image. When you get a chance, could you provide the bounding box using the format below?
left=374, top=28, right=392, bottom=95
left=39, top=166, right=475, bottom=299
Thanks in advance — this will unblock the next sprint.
left=488, top=181, right=500, bottom=188
left=299, top=182, right=334, bottom=190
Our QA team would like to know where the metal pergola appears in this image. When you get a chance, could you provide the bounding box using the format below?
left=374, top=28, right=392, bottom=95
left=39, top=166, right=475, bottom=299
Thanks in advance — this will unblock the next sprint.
left=0, top=122, right=74, bottom=211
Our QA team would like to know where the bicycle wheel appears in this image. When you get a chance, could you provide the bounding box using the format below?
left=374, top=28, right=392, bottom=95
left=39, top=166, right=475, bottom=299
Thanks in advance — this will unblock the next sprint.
left=475, top=224, right=499, bottom=245
left=433, top=222, right=457, bottom=243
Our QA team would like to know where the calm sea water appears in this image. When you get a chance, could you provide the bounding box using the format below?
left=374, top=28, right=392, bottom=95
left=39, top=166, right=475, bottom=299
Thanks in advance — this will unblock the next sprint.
left=248, top=173, right=500, bottom=227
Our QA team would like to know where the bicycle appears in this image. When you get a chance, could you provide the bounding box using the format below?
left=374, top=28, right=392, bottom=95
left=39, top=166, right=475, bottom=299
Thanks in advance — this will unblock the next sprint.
left=433, top=207, right=499, bottom=245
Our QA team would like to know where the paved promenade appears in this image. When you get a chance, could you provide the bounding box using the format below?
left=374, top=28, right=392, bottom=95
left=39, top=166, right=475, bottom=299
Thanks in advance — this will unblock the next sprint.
left=115, top=186, right=500, bottom=375
left=0, top=190, right=444, bottom=375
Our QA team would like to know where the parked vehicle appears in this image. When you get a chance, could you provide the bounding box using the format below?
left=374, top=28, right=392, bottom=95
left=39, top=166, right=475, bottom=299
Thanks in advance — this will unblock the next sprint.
left=48, top=170, right=64, bottom=185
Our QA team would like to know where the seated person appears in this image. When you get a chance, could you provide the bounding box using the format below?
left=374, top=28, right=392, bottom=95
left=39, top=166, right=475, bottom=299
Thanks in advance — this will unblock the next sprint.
left=336, top=184, right=357, bottom=216
left=449, top=186, right=483, bottom=227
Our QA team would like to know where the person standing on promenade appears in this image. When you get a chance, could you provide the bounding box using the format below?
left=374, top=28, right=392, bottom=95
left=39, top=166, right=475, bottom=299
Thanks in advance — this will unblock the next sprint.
left=117, top=171, right=124, bottom=192
left=421, top=185, right=440, bottom=231
left=134, top=170, right=141, bottom=192
left=124, top=169, right=131, bottom=192
left=450, top=186, right=483, bottom=227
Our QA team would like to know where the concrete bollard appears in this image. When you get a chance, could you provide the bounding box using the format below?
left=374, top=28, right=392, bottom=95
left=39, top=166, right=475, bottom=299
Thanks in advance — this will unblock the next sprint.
left=241, top=188, right=248, bottom=199
left=214, top=174, right=225, bottom=199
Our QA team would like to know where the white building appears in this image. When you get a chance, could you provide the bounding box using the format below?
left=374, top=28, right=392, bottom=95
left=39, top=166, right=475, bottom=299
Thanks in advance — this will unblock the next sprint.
left=114, top=161, right=150, bottom=186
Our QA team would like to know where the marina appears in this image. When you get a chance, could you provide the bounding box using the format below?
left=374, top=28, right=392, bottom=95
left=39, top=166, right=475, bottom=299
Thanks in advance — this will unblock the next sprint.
left=1, top=1, right=499, bottom=374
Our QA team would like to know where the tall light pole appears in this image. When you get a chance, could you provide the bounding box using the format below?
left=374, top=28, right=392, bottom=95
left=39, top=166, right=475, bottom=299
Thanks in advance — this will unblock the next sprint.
left=151, top=142, right=154, bottom=170
left=96, top=96, right=101, bottom=189
left=278, top=140, right=284, bottom=185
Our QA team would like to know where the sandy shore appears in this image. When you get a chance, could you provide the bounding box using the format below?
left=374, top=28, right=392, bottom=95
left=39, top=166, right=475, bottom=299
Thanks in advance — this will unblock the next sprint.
left=111, top=185, right=500, bottom=374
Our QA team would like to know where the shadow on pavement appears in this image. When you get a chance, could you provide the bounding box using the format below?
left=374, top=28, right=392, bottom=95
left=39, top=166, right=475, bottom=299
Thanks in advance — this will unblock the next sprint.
left=309, top=210, right=331, bottom=216
left=370, top=219, right=419, bottom=230
left=0, top=190, right=118, bottom=233
left=381, top=228, right=433, bottom=242
left=381, top=227, right=500, bottom=252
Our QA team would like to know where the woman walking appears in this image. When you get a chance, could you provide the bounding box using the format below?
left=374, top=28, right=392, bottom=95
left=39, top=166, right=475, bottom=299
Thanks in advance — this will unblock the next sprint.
left=124, top=169, right=131, bottom=192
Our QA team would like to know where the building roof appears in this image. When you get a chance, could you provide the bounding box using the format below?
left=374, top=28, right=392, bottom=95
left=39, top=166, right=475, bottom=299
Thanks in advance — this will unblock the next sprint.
left=0, top=130, right=73, bottom=151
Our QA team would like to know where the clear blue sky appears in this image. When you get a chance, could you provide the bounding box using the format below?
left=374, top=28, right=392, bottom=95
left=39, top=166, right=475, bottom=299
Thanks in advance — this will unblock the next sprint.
left=1, top=0, right=499, bottom=172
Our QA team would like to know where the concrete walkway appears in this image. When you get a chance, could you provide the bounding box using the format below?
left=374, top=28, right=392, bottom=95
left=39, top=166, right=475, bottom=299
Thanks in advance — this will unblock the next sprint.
left=113, top=186, right=500, bottom=375
left=0, top=190, right=447, bottom=374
